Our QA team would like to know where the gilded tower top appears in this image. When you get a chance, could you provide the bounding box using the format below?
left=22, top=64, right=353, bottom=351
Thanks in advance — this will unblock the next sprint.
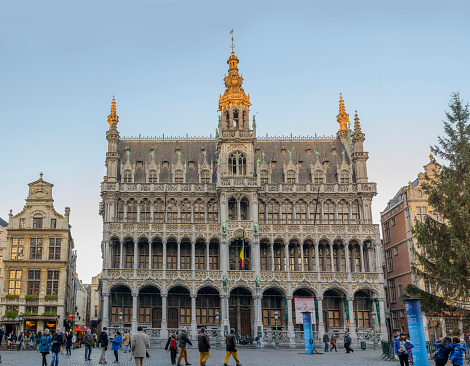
left=108, top=96, right=119, bottom=130
left=337, top=93, right=349, bottom=132
left=218, top=52, right=251, bottom=111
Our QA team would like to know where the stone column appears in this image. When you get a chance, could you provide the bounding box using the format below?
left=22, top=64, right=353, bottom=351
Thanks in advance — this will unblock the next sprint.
left=161, top=294, right=168, bottom=337
left=221, top=294, right=229, bottom=333
left=378, top=297, right=387, bottom=339
left=191, top=240, right=196, bottom=271
left=134, top=239, right=138, bottom=270
left=300, top=242, right=305, bottom=272
left=177, top=240, right=181, bottom=271
left=206, top=242, right=210, bottom=271
left=348, top=297, right=356, bottom=342
left=254, top=294, right=263, bottom=336
left=317, top=296, right=325, bottom=335
left=345, top=243, right=350, bottom=273
left=162, top=240, right=167, bottom=270
left=270, top=244, right=275, bottom=271
left=287, top=295, right=295, bottom=342
left=137, top=202, right=141, bottom=223
left=148, top=242, right=152, bottom=269
left=120, top=240, right=124, bottom=269
left=330, top=244, right=335, bottom=272
left=132, top=292, right=138, bottom=334
left=360, top=243, right=365, bottom=273
left=237, top=197, right=241, bottom=220
left=315, top=242, right=320, bottom=273
left=191, top=294, right=197, bottom=340
left=102, top=291, right=110, bottom=328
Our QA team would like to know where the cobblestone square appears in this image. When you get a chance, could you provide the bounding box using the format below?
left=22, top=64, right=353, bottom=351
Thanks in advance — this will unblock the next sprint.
left=0, top=347, right=391, bottom=366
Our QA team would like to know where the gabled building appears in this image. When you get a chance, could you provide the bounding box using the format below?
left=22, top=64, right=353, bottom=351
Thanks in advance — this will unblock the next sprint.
left=0, top=175, right=76, bottom=336
left=99, top=49, right=387, bottom=346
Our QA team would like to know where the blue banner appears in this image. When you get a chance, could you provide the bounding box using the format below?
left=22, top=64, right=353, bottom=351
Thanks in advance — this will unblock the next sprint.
left=302, top=312, right=314, bottom=354
left=405, top=299, right=429, bottom=366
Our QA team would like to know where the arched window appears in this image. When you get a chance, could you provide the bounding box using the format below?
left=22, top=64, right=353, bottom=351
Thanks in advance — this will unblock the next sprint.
left=194, top=199, right=205, bottom=222
left=240, top=197, right=250, bottom=221
left=288, top=240, right=301, bottom=271
left=180, top=240, right=191, bottom=270
left=167, top=199, right=177, bottom=222
left=313, top=170, right=324, bottom=184
left=209, top=239, right=219, bottom=270
left=181, top=199, right=191, bottom=222
left=166, top=240, right=177, bottom=269
left=110, top=286, right=132, bottom=324
left=140, top=199, right=151, bottom=221
left=195, top=240, right=206, bottom=270
left=296, top=200, right=307, bottom=223
left=148, top=170, right=158, bottom=183
left=267, top=200, right=279, bottom=223
left=417, top=190, right=423, bottom=198
left=273, top=239, right=286, bottom=271
left=282, top=200, right=293, bottom=224
left=229, top=152, right=247, bottom=176
left=233, top=109, right=239, bottom=128
left=349, top=242, right=361, bottom=272
left=201, top=170, right=211, bottom=183
left=228, top=198, right=237, bottom=220
left=323, top=200, right=335, bottom=223
left=260, top=239, right=271, bottom=271
left=174, top=170, right=184, bottom=183
left=225, top=111, right=230, bottom=129
left=351, top=200, right=361, bottom=223
left=286, top=170, right=296, bottom=184
left=337, top=200, right=349, bottom=223
left=333, top=241, right=346, bottom=272
left=154, top=199, right=164, bottom=222
left=139, top=240, right=149, bottom=269
left=117, top=200, right=125, bottom=221
left=207, top=199, right=218, bottom=222
left=319, top=240, right=331, bottom=271
left=262, top=289, right=285, bottom=327
left=323, top=290, right=343, bottom=329
left=111, top=239, right=120, bottom=268
left=123, top=170, right=133, bottom=183
left=127, top=199, right=137, bottom=222
left=340, top=170, right=350, bottom=184
left=229, top=239, right=250, bottom=270
left=354, top=291, right=372, bottom=328
left=260, top=170, right=269, bottom=184
left=303, top=240, right=315, bottom=272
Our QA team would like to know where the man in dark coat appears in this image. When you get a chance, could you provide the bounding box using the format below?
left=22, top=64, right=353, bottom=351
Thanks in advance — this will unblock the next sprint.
left=98, top=327, right=109, bottom=364
left=197, top=328, right=210, bottom=366
left=51, top=328, right=64, bottom=366
left=224, top=328, right=241, bottom=366
left=344, top=333, right=354, bottom=353
left=177, top=327, right=192, bottom=366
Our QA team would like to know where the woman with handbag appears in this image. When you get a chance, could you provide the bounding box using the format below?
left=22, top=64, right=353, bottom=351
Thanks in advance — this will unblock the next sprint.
left=394, top=332, right=414, bottom=366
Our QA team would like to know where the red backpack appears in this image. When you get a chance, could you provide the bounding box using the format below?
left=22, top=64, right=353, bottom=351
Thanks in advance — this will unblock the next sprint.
left=171, top=337, right=177, bottom=349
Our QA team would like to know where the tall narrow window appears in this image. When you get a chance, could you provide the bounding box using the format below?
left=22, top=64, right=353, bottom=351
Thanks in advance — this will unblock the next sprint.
left=46, top=270, right=59, bottom=295
left=201, top=170, right=211, bottom=183
left=19, top=219, right=25, bottom=228
left=209, top=240, right=219, bottom=270
left=258, top=201, right=266, bottom=223
left=174, top=170, right=184, bottom=183
left=127, top=200, right=137, bottom=222
left=33, top=218, right=43, bottom=229
left=194, top=199, right=205, bottom=222
left=180, top=241, right=191, bottom=270
left=240, top=197, right=249, bottom=221
left=337, top=200, right=349, bottom=223
left=148, top=170, right=158, bottom=183
left=9, top=270, right=22, bottom=295
left=50, top=219, right=56, bottom=229
left=267, top=200, right=279, bottom=223
left=228, top=198, right=237, bottom=220
left=207, top=199, right=218, bottom=222
left=154, top=199, right=164, bottom=222
left=30, top=238, right=43, bottom=260
left=181, top=200, right=191, bottom=222
left=117, top=200, right=125, bottom=221
left=228, top=152, right=246, bottom=176
left=139, top=242, right=149, bottom=269
left=11, top=238, right=24, bottom=260
left=260, top=170, right=269, bottom=184
left=351, top=200, right=360, bottom=223
left=167, top=242, right=177, bottom=269
left=49, top=238, right=61, bottom=260
left=152, top=241, right=163, bottom=269
left=296, top=200, right=307, bottom=223
left=195, top=241, right=206, bottom=270
left=140, top=199, right=151, bottom=221
left=27, top=270, right=41, bottom=295
left=323, top=200, right=335, bottom=223
left=123, top=170, right=133, bottom=183
left=282, top=200, right=293, bottom=224
left=167, top=199, right=178, bottom=222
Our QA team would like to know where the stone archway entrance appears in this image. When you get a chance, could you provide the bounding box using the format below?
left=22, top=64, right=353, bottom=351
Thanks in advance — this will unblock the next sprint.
left=229, top=287, right=252, bottom=337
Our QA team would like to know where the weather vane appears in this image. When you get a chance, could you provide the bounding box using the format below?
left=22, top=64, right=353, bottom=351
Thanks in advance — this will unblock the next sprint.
left=230, top=29, right=235, bottom=52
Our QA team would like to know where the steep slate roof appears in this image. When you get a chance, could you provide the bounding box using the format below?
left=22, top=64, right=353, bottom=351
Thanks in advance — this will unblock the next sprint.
left=117, top=136, right=351, bottom=184
left=0, top=217, right=7, bottom=227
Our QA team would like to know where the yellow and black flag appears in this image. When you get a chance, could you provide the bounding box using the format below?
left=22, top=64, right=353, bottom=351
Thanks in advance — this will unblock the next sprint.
left=240, top=235, right=245, bottom=269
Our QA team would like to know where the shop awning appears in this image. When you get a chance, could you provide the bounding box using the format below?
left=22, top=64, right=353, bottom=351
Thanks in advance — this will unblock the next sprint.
left=76, top=325, right=90, bottom=332
left=0, top=320, right=20, bottom=324
left=24, top=316, right=58, bottom=320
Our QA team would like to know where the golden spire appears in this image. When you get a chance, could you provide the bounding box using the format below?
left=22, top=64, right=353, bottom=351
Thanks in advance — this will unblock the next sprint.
left=107, top=96, right=119, bottom=130
left=337, top=93, right=348, bottom=132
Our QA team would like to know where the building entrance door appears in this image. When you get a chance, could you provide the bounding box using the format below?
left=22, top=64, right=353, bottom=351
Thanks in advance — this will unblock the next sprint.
left=167, top=308, right=178, bottom=328
left=152, top=307, right=162, bottom=328
left=229, top=287, right=252, bottom=337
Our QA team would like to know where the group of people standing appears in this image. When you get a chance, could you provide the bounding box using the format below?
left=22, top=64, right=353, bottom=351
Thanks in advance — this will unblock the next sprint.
left=432, top=336, right=467, bottom=366
left=322, top=332, right=352, bottom=353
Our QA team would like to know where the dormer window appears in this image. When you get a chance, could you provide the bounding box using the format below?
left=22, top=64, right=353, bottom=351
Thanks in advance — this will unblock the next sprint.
left=148, top=170, right=158, bottom=183
left=260, top=170, right=269, bottom=184
left=314, top=170, right=324, bottom=184
left=229, top=152, right=246, bottom=176
left=201, top=170, right=211, bottom=183
left=174, top=170, right=184, bottom=183
left=340, top=170, right=350, bottom=184
left=123, top=170, right=133, bottom=183
left=286, top=170, right=296, bottom=184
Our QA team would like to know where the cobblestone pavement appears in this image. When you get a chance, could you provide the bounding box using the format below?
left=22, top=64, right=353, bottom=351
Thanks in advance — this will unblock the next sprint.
left=0, top=347, right=392, bottom=366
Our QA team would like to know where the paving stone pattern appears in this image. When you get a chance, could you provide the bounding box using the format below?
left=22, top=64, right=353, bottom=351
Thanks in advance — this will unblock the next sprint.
left=0, top=347, right=392, bottom=366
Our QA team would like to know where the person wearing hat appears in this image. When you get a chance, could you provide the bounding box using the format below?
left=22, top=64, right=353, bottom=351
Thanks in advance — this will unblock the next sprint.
left=394, top=332, right=413, bottom=366
left=197, top=328, right=210, bottom=366
left=224, top=328, right=241, bottom=366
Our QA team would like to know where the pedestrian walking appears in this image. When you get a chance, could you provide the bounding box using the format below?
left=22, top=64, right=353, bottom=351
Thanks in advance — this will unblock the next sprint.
left=224, top=328, right=241, bottom=366
left=30, top=332, right=36, bottom=350
left=51, top=328, right=64, bottom=366
left=0, top=327, right=4, bottom=346
left=131, top=326, right=150, bottom=366
left=394, top=332, right=413, bottom=366
left=123, top=331, right=130, bottom=353
left=83, top=329, right=94, bottom=361
left=236, top=332, right=240, bottom=345
left=433, top=336, right=453, bottom=366
left=66, top=332, right=73, bottom=355
left=17, top=332, right=23, bottom=351
left=36, top=331, right=42, bottom=352
left=165, top=331, right=178, bottom=365
left=111, top=331, right=123, bottom=363
left=255, top=333, right=261, bottom=349
left=99, top=327, right=109, bottom=364
left=344, top=333, right=354, bottom=353
left=198, top=327, right=210, bottom=366
left=40, top=329, right=53, bottom=366
left=323, top=332, right=329, bottom=352
left=330, top=334, right=337, bottom=352
left=176, top=327, right=192, bottom=366
left=449, top=337, right=467, bottom=366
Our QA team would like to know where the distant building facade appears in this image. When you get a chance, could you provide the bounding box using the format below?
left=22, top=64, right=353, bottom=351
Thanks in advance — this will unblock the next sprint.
left=99, top=51, right=387, bottom=346
left=89, top=272, right=102, bottom=334
left=380, top=158, right=467, bottom=340
left=74, top=274, right=89, bottom=328
left=0, top=175, right=76, bottom=335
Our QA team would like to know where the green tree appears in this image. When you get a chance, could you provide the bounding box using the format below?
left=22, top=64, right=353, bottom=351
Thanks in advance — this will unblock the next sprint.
left=406, top=92, right=470, bottom=310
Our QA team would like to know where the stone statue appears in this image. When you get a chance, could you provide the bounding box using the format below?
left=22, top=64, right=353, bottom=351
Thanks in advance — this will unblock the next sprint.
left=217, top=157, right=221, bottom=167
left=315, top=150, right=320, bottom=161
left=341, top=150, right=345, bottom=161
left=222, top=221, right=227, bottom=235
left=255, top=275, right=261, bottom=289
left=254, top=221, right=258, bottom=234
left=202, top=149, right=207, bottom=162
left=223, top=275, right=228, bottom=289
left=256, top=158, right=261, bottom=167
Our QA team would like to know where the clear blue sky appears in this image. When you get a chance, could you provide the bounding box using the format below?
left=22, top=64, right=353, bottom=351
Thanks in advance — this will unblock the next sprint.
left=1, top=0, right=469, bottom=283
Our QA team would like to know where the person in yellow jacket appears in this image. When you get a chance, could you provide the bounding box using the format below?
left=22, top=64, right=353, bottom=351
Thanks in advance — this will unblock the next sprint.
left=122, top=331, right=130, bottom=353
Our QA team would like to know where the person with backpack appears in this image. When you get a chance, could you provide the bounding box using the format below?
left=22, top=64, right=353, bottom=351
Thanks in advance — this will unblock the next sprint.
left=176, top=327, right=192, bottom=366
left=40, top=329, right=53, bottom=366
left=165, top=331, right=178, bottom=365
left=394, top=332, right=414, bottom=366
left=36, top=331, right=42, bottom=352
left=224, top=328, right=241, bottom=366
left=51, top=328, right=64, bottom=366
left=99, top=327, right=109, bottom=364
left=255, top=333, right=261, bottom=349
left=434, top=336, right=454, bottom=366
left=111, top=331, right=123, bottom=363
left=449, top=337, right=467, bottom=366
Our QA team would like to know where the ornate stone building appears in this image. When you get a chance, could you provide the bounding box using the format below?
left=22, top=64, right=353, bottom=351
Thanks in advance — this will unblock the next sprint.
left=0, top=175, right=76, bottom=335
left=100, top=50, right=387, bottom=345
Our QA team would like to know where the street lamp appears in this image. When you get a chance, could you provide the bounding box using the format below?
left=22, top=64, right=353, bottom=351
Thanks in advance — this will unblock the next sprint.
left=119, top=311, right=124, bottom=334
left=215, top=311, right=220, bottom=350
left=274, top=311, right=279, bottom=350
left=371, top=310, right=378, bottom=350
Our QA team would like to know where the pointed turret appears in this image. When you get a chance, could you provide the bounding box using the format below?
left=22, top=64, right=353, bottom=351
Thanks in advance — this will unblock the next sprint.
left=353, top=110, right=363, bottom=136
left=351, top=110, right=369, bottom=183
left=105, top=96, right=120, bottom=182
left=337, top=93, right=349, bottom=132
left=108, top=96, right=119, bottom=130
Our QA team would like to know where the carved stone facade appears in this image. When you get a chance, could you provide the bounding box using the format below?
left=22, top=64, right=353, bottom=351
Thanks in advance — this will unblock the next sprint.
left=0, top=175, right=76, bottom=335
left=100, top=52, right=387, bottom=345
